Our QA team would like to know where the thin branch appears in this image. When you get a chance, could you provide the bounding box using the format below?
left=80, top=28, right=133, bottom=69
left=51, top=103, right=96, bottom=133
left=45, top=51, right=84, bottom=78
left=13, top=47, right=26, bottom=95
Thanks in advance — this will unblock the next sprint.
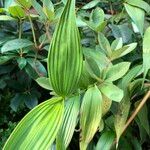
left=28, top=15, right=38, bottom=48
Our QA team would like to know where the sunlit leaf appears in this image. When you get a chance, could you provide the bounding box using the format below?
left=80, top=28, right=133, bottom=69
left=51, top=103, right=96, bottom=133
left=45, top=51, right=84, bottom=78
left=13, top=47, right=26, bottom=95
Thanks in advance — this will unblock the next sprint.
left=4, top=97, right=64, bottom=150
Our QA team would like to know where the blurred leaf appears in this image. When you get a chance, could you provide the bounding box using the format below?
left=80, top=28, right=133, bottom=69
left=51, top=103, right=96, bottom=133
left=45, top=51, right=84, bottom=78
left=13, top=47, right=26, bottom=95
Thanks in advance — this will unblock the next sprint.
left=27, top=58, right=47, bottom=77
left=110, top=24, right=133, bottom=43
left=96, top=131, right=115, bottom=150
left=0, top=15, right=16, bottom=21
left=0, top=55, right=15, bottom=65
left=17, top=57, right=27, bottom=70
left=111, top=38, right=123, bottom=50
left=80, top=85, right=102, bottom=150
left=135, top=102, right=150, bottom=136
left=10, top=93, right=25, bottom=112
left=143, top=27, right=150, bottom=83
left=124, top=3, right=145, bottom=35
left=4, top=97, right=64, bottom=149
left=85, top=57, right=101, bottom=81
left=30, top=0, right=47, bottom=20
left=16, top=0, right=32, bottom=9
left=36, top=77, right=52, bottom=90
left=125, top=0, right=150, bottom=14
left=56, top=95, right=80, bottom=149
left=105, top=62, right=131, bottom=81
left=1, top=39, right=33, bottom=53
left=99, top=82, right=123, bottom=102
left=24, top=93, right=38, bottom=109
left=8, top=5, right=26, bottom=18
left=82, top=0, right=100, bottom=10
left=43, top=0, right=54, bottom=21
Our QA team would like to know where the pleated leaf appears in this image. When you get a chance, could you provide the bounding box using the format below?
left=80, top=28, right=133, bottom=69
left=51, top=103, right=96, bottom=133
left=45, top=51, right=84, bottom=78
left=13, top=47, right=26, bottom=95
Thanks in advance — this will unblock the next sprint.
left=143, top=27, right=150, bottom=83
left=3, top=97, right=64, bottom=150
left=56, top=95, right=80, bottom=149
left=48, top=0, right=83, bottom=97
left=80, top=85, right=102, bottom=150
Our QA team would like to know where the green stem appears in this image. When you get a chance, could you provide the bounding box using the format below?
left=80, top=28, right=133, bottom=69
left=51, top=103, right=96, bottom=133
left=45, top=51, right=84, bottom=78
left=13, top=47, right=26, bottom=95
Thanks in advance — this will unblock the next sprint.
left=28, top=15, right=37, bottom=48
left=19, top=19, right=23, bottom=57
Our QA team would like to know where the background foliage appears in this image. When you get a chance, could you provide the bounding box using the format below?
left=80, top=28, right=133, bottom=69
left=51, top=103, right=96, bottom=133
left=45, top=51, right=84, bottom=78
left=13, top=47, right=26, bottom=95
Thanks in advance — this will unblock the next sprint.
left=0, top=0, right=150, bottom=149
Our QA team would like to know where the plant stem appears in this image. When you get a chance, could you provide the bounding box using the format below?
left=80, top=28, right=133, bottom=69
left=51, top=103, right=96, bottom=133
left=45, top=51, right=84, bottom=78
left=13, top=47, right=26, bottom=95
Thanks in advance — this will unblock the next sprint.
left=28, top=15, right=37, bottom=48
left=122, top=90, right=150, bottom=134
left=19, top=19, right=23, bottom=57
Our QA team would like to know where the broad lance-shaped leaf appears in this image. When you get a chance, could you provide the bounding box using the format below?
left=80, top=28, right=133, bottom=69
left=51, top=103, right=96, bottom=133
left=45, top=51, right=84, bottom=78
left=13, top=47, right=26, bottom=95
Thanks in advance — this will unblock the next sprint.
left=143, top=27, right=150, bottom=83
left=3, top=97, right=64, bottom=150
left=114, top=66, right=142, bottom=145
left=80, top=85, right=102, bottom=150
left=56, top=95, right=80, bottom=149
left=48, top=0, right=83, bottom=97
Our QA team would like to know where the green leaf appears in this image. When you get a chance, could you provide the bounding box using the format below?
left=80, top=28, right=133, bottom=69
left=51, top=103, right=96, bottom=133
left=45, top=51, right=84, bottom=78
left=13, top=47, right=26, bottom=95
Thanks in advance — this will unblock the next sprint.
left=80, top=85, right=102, bottom=150
left=27, top=58, right=47, bottom=77
left=85, top=57, right=101, bottom=81
left=98, top=33, right=112, bottom=56
left=96, top=131, right=115, bottom=150
left=8, top=5, right=26, bottom=18
left=105, top=62, right=131, bottom=81
left=110, top=24, right=133, bottom=43
left=0, top=55, right=15, bottom=65
left=16, top=0, right=32, bottom=9
left=0, top=15, right=16, bottom=21
left=111, top=38, right=123, bottom=50
left=125, top=0, right=150, bottom=14
left=1, top=39, right=33, bottom=53
left=24, top=93, right=38, bottom=109
left=124, top=3, right=145, bottom=35
left=4, top=97, right=64, bottom=150
left=83, top=47, right=110, bottom=70
left=90, top=7, right=104, bottom=26
left=36, top=77, right=52, bottom=90
left=99, top=82, right=123, bottom=102
left=43, top=0, right=54, bottom=21
left=110, top=43, right=137, bottom=60
left=143, top=27, right=150, bottom=82
left=17, top=57, right=27, bottom=70
left=82, top=0, right=100, bottom=9
left=30, top=0, right=47, bottom=20
left=79, top=61, right=96, bottom=89
left=135, top=102, right=150, bottom=136
left=56, top=95, right=80, bottom=149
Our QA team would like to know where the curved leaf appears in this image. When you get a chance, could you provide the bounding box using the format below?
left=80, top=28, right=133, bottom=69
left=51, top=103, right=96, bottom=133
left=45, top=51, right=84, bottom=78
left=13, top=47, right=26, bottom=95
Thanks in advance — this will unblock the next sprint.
left=4, top=97, right=64, bottom=150
left=124, top=3, right=145, bottom=35
left=96, top=131, right=115, bottom=150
